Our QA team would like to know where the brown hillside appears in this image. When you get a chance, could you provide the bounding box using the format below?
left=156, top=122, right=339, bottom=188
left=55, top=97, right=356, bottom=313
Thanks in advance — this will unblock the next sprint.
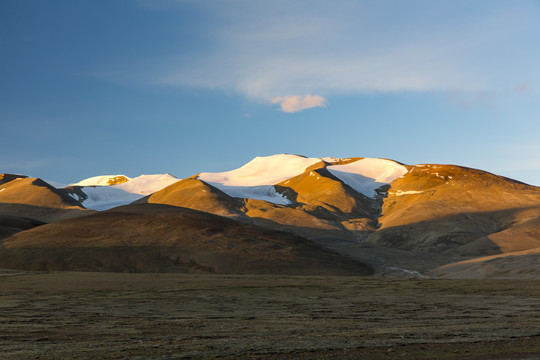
left=143, top=168, right=380, bottom=243
left=139, top=177, right=245, bottom=218
left=430, top=246, right=540, bottom=279
left=276, top=167, right=376, bottom=218
left=0, top=178, right=94, bottom=222
left=457, top=206, right=540, bottom=255
left=0, top=203, right=373, bottom=275
left=368, top=164, right=540, bottom=256
left=143, top=175, right=372, bottom=242
left=242, top=198, right=349, bottom=240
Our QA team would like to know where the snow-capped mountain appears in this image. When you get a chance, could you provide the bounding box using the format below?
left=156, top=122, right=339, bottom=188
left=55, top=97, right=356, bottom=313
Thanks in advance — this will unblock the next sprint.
left=197, top=154, right=322, bottom=205
left=196, top=154, right=408, bottom=205
left=67, top=174, right=180, bottom=210
left=198, top=154, right=323, bottom=186
left=2, top=154, right=540, bottom=278
left=61, top=153, right=411, bottom=212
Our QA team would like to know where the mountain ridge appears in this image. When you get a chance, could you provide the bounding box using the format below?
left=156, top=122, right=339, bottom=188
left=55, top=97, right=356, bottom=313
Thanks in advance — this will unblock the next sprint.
left=1, top=154, right=539, bottom=278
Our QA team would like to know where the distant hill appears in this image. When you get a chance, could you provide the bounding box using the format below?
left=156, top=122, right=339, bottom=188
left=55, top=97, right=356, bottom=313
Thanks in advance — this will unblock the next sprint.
left=139, top=177, right=245, bottom=218
left=0, top=203, right=373, bottom=275
left=0, top=176, right=93, bottom=223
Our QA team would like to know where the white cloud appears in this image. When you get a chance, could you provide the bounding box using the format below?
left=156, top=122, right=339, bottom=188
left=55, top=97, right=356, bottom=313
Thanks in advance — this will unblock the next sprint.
left=270, top=95, right=327, bottom=113
left=134, top=1, right=540, bottom=102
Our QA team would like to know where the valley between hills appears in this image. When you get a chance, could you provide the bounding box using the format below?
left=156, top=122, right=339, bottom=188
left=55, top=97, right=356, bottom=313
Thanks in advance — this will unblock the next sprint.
left=2, top=154, right=540, bottom=359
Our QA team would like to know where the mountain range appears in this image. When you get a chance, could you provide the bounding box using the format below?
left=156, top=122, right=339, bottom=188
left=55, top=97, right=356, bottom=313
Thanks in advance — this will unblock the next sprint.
left=1, top=154, right=539, bottom=278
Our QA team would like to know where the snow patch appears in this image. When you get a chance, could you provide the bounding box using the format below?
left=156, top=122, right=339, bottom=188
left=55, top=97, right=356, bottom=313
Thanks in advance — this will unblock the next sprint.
left=112, top=174, right=179, bottom=195
left=72, top=175, right=132, bottom=187
left=328, top=158, right=408, bottom=198
left=391, top=190, right=424, bottom=196
left=75, top=173, right=181, bottom=210
left=197, top=154, right=318, bottom=205
left=197, top=154, right=321, bottom=186
left=79, top=186, right=143, bottom=211
left=67, top=193, right=80, bottom=201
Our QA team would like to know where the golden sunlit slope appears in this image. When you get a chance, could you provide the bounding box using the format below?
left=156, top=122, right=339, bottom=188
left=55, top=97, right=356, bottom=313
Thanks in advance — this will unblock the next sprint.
left=142, top=166, right=380, bottom=241
left=138, top=177, right=245, bottom=218
left=0, top=178, right=94, bottom=223
left=0, top=203, right=373, bottom=275
left=368, top=164, right=540, bottom=256
left=276, top=167, right=377, bottom=218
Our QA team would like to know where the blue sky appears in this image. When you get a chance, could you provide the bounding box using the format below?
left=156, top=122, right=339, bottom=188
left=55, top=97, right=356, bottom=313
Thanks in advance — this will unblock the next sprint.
left=1, top=0, right=540, bottom=185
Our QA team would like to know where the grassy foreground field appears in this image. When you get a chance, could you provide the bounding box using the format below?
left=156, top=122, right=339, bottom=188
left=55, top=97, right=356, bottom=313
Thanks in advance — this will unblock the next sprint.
left=1, top=271, right=540, bottom=359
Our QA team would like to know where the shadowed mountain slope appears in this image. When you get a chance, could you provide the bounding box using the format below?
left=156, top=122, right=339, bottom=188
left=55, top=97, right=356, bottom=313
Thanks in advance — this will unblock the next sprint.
left=0, top=214, right=44, bottom=240
left=0, top=203, right=373, bottom=275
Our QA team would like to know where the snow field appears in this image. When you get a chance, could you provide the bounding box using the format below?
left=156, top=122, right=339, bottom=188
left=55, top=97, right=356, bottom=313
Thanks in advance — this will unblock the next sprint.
left=71, top=175, right=132, bottom=187
left=197, top=154, right=321, bottom=186
left=327, top=158, right=408, bottom=198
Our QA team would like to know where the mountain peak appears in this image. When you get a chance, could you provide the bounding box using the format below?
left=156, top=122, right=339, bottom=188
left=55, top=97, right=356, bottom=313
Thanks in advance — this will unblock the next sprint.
left=197, top=154, right=323, bottom=187
left=72, top=175, right=131, bottom=187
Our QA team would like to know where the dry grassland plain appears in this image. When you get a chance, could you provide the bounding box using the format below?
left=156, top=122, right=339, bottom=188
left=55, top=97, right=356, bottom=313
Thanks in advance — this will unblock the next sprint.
left=1, top=271, right=540, bottom=359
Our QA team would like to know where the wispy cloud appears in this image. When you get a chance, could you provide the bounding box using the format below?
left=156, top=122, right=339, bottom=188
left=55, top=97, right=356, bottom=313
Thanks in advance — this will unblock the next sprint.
left=270, top=95, right=327, bottom=113
left=133, top=1, right=540, bottom=105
